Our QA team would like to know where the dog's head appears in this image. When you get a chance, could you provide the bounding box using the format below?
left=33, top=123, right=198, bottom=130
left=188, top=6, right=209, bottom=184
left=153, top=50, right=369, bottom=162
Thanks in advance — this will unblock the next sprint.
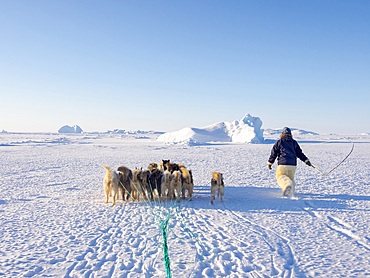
left=162, top=160, right=170, bottom=170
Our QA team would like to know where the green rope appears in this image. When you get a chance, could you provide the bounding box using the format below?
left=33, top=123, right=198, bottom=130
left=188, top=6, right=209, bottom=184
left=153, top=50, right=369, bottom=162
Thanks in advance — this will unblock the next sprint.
left=161, top=217, right=171, bottom=278
left=119, top=177, right=176, bottom=277
left=117, top=175, right=215, bottom=277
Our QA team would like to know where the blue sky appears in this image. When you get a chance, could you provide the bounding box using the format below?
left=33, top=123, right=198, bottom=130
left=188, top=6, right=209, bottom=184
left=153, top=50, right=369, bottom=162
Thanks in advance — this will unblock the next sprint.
left=1, top=1, right=369, bottom=134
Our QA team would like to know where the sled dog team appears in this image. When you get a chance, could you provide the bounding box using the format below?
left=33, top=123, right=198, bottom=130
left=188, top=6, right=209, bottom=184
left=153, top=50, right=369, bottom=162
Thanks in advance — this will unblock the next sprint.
left=103, top=160, right=224, bottom=206
left=103, top=126, right=314, bottom=206
left=104, top=126, right=321, bottom=206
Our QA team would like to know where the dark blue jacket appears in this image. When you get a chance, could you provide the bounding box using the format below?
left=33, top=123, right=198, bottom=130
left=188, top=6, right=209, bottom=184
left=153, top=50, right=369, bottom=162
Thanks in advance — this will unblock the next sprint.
left=268, top=135, right=308, bottom=166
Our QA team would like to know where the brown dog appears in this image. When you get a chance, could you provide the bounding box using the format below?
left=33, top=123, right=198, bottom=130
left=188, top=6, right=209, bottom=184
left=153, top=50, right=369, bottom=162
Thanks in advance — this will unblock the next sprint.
left=117, top=165, right=132, bottom=201
left=179, top=164, right=194, bottom=200
left=211, top=172, right=224, bottom=204
left=131, top=168, right=144, bottom=201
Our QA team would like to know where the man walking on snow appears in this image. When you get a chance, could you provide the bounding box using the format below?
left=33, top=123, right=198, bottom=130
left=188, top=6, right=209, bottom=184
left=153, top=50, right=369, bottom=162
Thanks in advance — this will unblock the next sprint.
left=268, top=127, right=312, bottom=196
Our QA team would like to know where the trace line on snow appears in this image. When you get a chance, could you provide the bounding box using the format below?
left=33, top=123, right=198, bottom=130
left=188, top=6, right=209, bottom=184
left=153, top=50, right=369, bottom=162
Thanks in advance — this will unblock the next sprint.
left=302, top=200, right=370, bottom=251
left=221, top=202, right=296, bottom=278
left=179, top=188, right=295, bottom=277
left=179, top=204, right=258, bottom=277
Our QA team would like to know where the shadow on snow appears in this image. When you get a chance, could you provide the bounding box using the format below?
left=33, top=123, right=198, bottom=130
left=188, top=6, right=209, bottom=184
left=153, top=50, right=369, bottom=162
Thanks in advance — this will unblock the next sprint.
left=182, top=186, right=369, bottom=214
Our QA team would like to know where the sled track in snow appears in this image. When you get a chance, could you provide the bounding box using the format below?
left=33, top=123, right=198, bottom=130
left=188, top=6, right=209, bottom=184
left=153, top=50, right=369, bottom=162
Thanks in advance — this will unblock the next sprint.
left=302, top=200, right=370, bottom=252
left=221, top=202, right=296, bottom=278
left=180, top=187, right=297, bottom=277
left=177, top=201, right=271, bottom=277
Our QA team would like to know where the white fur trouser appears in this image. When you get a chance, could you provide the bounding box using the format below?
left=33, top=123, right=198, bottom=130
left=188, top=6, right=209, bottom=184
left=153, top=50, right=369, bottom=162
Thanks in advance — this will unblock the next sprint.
left=275, top=165, right=297, bottom=195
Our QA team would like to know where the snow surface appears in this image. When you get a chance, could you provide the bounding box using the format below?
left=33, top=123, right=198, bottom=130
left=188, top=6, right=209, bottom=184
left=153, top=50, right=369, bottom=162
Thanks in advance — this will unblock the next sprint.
left=58, top=125, right=83, bottom=134
left=1, top=132, right=369, bottom=277
left=157, top=114, right=264, bottom=145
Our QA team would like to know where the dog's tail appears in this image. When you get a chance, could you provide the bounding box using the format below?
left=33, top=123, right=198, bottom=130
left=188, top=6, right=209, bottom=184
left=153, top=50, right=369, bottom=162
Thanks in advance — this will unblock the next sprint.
left=180, top=167, right=190, bottom=181
left=103, top=165, right=119, bottom=182
left=103, top=165, right=115, bottom=177
left=158, top=161, right=163, bottom=171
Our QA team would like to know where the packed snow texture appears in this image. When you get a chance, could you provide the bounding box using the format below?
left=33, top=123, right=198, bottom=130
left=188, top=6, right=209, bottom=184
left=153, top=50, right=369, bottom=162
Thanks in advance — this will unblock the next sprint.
left=157, top=113, right=264, bottom=145
left=58, top=125, right=83, bottom=133
left=0, top=132, right=369, bottom=277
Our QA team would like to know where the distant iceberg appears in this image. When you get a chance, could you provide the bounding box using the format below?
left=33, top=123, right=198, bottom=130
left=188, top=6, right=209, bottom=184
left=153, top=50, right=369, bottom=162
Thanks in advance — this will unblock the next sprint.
left=157, top=114, right=264, bottom=145
left=58, top=125, right=83, bottom=134
left=264, top=128, right=318, bottom=137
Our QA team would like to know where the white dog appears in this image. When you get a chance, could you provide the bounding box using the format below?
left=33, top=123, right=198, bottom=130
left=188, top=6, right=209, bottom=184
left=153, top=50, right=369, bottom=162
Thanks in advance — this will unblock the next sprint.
left=102, top=165, right=119, bottom=206
left=170, top=170, right=182, bottom=202
left=161, top=170, right=171, bottom=201
left=211, top=172, right=224, bottom=204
